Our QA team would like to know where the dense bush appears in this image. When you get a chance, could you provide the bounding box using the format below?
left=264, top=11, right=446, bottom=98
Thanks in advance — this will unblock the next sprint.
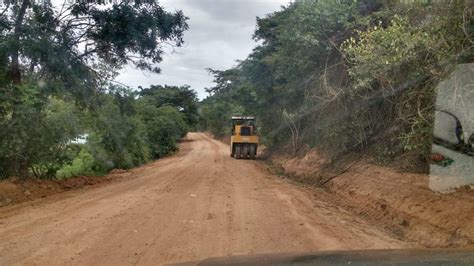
left=199, top=100, right=244, bottom=137
left=0, top=83, right=198, bottom=180
left=0, top=85, right=82, bottom=178
left=56, top=148, right=97, bottom=179
left=70, top=85, right=197, bottom=177
left=200, top=0, right=473, bottom=170
left=0, top=1, right=190, bottom=179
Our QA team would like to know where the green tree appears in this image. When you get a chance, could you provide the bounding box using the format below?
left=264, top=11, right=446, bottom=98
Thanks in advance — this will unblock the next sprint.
left=0, top=86, right=82, bottom=178
left=200, top=0, right=473, bottom=171
left=135, top=97, right=188, bottom=158
left=0, top=1, right=189, bottom=176
left=86, top=90, right=150, bottom=170
left=139, top=85, right=199, bottom=129
left=342, top=1, right=473, bottom=159
left=199, top=96, right=245, bottom=137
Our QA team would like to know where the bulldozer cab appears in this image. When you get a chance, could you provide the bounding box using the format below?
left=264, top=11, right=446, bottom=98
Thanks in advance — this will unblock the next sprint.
left=231, top=116, right=256, bottom=135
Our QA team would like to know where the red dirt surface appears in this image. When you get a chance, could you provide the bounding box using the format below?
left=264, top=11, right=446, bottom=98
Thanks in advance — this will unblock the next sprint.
left=271, top=151, right=474, bottom=248
left=0, top=133, right=407, bottom=265
left=0, top=170, right=132, bottom=207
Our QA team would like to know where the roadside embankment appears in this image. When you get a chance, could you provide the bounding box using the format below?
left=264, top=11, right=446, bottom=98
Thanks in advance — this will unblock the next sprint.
left=268, top=151, right=474, bottom=248
left=0, top=169, right=132, bottom=207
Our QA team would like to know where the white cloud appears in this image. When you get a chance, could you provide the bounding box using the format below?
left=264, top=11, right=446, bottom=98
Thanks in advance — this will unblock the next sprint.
left=115, top=0, right=290, bottom=99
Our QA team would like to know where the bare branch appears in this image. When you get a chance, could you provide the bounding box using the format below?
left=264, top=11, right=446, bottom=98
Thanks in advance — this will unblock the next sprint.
left=463, top=4, right=473, bottom=44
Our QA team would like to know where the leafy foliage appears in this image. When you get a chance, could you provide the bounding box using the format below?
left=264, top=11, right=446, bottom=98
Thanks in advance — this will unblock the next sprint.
left=0, top=1, right=192, bottom=178
left=0, top=85, right=82, bottom=178
left=56, top=148, right=96, bottom=179
left=200, top=0, right=473, bottom=171
left=87, top=90, right=150, bottom=170
left=343, top=1, right=472, bottom=160
left=139, top=85, right=199, bottom=128
left=199, top=99, right=244, bottom=137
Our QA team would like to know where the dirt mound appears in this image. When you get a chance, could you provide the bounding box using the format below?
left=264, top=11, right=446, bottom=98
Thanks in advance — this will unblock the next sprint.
left=275, top=149, right=329, bottom=177
left=269, top=152, right=474, bottom=248
left=0, top=170, right=131, bottom=207
left=329, top=164, right=474, bottom=247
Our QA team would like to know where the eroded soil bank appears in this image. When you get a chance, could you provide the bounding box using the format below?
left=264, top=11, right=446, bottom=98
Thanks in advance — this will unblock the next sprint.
left=0, top=169, right=132, bottom=207
left=269, top=151, right=474, bottom=248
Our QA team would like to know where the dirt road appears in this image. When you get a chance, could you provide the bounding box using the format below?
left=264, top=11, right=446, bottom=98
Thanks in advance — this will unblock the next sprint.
left=0, top=133, right=408, bottom=265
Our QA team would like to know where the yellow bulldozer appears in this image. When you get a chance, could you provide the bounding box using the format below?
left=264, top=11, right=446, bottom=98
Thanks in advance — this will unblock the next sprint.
left=230, top=116, right=259, bottom=159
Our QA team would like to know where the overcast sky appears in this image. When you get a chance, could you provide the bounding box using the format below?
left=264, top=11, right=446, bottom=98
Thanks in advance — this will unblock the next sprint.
left=115, top=0, right=290, bottom=99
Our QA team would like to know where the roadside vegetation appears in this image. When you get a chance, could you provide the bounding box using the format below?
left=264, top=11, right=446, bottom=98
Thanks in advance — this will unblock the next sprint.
left=200, top=0, right=473, bottom=172
left=1, top=0, right=472, bottom=181
left=0, top=1, right=198, bottom=179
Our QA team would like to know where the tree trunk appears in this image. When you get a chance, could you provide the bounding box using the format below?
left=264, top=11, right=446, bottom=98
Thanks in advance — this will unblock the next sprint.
left=10, top=0, right=30, bottom=84
left=7, top=0, right=31, bottom=178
